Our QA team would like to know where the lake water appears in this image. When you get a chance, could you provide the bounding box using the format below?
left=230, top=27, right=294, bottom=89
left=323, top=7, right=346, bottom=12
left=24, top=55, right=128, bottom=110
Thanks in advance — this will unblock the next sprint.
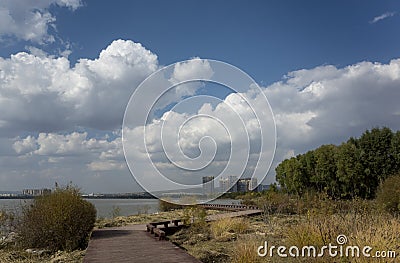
left=0, top=198, right=240, bottom=219
left=86, top=199, right=160, bottom=218
left=0, top=199, right=29, bottom=214
left=0, top=199, right=159, bottom=219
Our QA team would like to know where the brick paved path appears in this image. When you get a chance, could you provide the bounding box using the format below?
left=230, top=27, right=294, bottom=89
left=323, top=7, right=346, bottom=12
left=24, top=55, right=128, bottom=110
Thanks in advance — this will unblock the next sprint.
left=84, top=209, right=262, bottom=263
left=83, top=224, right=201, bottom=263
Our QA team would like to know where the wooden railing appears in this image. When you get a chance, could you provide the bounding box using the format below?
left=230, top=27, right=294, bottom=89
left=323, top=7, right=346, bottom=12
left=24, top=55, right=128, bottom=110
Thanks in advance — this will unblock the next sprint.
left=198, top=203, right=259, bottom=211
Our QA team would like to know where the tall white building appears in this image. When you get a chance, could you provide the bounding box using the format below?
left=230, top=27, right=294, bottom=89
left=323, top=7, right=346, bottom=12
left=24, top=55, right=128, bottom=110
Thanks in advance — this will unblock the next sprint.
left=23, top=188, right=51, bottom=196
left=202, top=176, right=215, bottom=194
left=228, top=176, right=238, bottom=192
left=249, top=178, right=258, bottom=191
left=219, top=178, right=229, bottom=192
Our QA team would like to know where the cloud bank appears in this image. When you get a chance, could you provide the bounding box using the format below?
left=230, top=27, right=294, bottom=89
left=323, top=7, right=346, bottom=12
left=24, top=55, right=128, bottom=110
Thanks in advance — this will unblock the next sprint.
left=1, top=40, right=400, bottom=192
left=0, top=39, right=158, bottom=134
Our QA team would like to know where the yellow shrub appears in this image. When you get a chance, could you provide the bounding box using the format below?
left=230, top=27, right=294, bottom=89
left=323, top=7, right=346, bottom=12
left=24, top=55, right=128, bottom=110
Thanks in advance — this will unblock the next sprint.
left=17, top=186, right=96, bottom=251
left=210, top=217, right=250, bottom=240
left=231, top=236, right=264, bottom=263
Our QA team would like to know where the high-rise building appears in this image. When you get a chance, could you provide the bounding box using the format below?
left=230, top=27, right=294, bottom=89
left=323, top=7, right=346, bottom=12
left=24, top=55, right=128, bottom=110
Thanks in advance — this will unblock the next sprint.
left=228, top=176, right=238, bottom=192
left=219, top=177, right=229, bottom=193
left=236, top=178, right=258, bottom=192
left=249, top=178, right=258, bottom=191
left=236, top=179, right=249, bottom=192
left=215, top=176, right=259, bottom=193
left=202, top=176, right=215, bottom=194
left=23, top=188, right=51, bottom=196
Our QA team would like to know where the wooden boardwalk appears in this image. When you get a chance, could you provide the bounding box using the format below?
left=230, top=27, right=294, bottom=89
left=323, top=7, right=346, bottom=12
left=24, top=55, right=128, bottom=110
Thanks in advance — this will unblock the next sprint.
left=84, top=206, right=262, bottom=263
left=83, top=224, right=201, bottom=263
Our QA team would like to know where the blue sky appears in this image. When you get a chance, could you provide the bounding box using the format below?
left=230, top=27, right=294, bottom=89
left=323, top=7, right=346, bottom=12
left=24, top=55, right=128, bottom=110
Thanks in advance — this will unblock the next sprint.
left=2, top=1, right=400, bottom=84
left=1, top=0, right=400, bottom=193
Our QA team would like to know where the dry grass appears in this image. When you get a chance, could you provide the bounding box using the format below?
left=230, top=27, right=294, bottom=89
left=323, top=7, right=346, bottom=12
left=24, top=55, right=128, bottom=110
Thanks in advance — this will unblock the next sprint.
left=231, top=236, right=264, bottom=263
left=170, top=200, right=400, bottom=263
left=210, top=217, right=250, bottom=241
left=0, top=249, right=84, bottom=263
left=284, top=212, right=400, bottom=262
left=349, top=215, right=400, bottom=263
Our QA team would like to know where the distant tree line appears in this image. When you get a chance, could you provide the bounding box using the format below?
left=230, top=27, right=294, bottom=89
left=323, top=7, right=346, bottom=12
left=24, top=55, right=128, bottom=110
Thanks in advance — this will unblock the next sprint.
left=276, top=127, right=400, bottom=199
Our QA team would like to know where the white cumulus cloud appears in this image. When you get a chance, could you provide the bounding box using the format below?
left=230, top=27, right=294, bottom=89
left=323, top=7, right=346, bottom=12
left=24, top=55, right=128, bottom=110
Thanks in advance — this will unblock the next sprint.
left=0, top=0, right=82, bottom=44
left=0, top=39, right=158, bottom=134
left=266, top=58, right=400, bottom=154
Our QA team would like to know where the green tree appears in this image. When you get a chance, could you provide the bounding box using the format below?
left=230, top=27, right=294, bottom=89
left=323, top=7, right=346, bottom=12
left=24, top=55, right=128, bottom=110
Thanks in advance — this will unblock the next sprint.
left=313, top=144, right=338, bottom=198
left=391, top=131, right=400, bottom=172
left=335, top=141, right=365, bottom=198
left=302, top=151, right=316, bottom=182
left=276, top=127, right=400, bottom=200
left=276, top=158, right=291, bottom=192
left=358, top=127, right=395, bottom=197
left=276, top=156, right=309, bottom=196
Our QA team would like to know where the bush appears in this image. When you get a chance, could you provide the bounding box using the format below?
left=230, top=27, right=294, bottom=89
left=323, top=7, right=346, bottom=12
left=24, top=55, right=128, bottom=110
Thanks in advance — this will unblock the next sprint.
left=159, top=198, right=182, bottom=212
left=17, top=186, right=96, bottom=251
left=256, top=191, right=296, bottom=223
left=376, top=174, right=400, bottom=215
left=210, top=217, right=249, bottom=240
left=238, top=192, right=259, bottom=206
left=182, top=206, right=207, bottom=227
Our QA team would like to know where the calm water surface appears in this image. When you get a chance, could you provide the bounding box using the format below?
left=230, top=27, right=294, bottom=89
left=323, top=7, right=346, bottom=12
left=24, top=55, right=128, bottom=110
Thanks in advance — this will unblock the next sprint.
left=86, top=199, right=159, bottom=218
left=0, top=198, right=159, bottom=218
left=0, top=198, right=240, bottom=219
left=0, top=199, right=30, bottom=213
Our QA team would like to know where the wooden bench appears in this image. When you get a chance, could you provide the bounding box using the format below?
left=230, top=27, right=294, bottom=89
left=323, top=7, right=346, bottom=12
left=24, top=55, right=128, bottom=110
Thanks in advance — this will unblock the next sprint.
left=146, top=223, right=155, bottom=234
left=147, top=219, right=183, bottom=240
left=171, top=219, right=181, bottom=227
left=149, top=221, right=170, bottom=228
left=153, top=228, right=165, bottom=240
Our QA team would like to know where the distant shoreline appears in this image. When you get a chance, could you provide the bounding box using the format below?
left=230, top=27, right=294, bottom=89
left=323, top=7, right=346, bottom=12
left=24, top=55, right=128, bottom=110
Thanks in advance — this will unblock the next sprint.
left=0, top=195, right=157, bottom=200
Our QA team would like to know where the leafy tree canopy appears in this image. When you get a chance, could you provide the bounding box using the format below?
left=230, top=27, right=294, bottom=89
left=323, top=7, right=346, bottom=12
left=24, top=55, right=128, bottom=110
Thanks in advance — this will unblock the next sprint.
left=276, top=127, right=400, bottom=199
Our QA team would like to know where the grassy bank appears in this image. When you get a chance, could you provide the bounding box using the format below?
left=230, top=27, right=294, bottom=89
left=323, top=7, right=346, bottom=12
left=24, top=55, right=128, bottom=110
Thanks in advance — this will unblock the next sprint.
left=8, top=207, right=398, bottom=263
left=168, top=196, right=400, bottom=263
left=170, top=213, right=400, bottom=263
left=3, top=190, right=400, bottom=262
left=0, top=249, right=85, bottom=263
